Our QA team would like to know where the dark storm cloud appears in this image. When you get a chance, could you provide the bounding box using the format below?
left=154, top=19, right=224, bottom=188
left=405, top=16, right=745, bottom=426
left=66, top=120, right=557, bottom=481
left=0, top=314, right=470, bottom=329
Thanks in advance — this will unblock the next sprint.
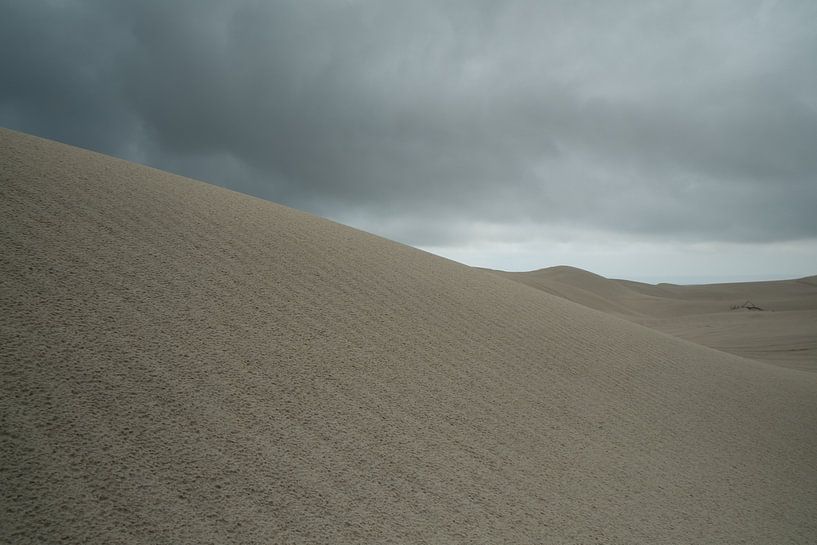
left=2, top=0, right=816, bottom=247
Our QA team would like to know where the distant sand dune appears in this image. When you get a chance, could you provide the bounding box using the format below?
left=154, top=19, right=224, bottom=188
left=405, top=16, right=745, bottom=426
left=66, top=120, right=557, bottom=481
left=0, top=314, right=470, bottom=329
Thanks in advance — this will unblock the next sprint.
left=497, top=266, right=817, bottom=371
left=2, top=128, right=816, bottom=544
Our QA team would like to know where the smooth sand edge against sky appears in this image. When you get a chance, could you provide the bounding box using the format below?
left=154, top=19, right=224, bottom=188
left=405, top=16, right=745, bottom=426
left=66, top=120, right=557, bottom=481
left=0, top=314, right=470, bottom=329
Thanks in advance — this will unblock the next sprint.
left=2, top=127, right=816, bottom=544
left=496, top=265, right=817, bottom=371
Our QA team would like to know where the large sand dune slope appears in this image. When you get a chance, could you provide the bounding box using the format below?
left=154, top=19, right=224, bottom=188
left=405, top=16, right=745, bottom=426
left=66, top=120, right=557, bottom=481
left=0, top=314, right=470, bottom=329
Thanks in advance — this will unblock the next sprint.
left=2, top=128, right=817, bottom=544
left=499, top=266, right=817, bottom=371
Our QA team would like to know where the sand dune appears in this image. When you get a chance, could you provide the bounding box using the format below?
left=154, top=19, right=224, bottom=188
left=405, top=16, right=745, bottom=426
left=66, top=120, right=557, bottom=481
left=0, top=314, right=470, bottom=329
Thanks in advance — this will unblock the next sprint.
left=2, top=128, right=817, bottom=544
left=498, top=266, right=817, bottom=371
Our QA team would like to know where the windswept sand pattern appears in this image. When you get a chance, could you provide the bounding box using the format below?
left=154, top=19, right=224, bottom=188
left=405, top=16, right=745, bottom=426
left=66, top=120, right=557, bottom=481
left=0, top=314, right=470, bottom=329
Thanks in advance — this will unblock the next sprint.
left=2, top=128, right=817, bottom=544
left=499, top=266, right=817, bottom=371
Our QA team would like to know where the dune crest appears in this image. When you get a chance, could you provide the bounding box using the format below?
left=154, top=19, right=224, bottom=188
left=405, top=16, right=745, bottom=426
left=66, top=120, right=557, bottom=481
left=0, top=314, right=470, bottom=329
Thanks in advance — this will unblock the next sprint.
left=2, top=128, right=816, bottom=544
left=498, top=266, right=817, bottom=371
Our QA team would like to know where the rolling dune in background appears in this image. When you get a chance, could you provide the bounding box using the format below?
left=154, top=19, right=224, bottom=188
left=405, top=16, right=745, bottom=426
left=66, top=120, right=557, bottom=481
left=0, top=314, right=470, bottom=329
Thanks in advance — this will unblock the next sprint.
left=2, top=128, right=816, bottom=544
left=498, top=266, right=817, bottom=372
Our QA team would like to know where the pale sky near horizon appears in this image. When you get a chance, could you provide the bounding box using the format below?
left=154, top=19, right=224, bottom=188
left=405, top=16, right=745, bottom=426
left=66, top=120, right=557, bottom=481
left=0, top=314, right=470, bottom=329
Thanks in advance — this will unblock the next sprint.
left=1, top=1, right=815, bottom=283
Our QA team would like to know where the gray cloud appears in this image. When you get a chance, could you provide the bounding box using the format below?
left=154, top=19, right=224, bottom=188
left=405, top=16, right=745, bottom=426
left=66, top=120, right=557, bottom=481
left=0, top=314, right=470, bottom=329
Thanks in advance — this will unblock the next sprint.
left=2, top=0, right=816, bottom=256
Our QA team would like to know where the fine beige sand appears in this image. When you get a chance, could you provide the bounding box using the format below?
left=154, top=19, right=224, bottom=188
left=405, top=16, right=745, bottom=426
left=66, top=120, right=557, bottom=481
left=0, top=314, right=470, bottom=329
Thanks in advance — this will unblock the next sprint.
left=2, top=128, right=816, bottom=544
left=498, top=266, right=817, bottom=372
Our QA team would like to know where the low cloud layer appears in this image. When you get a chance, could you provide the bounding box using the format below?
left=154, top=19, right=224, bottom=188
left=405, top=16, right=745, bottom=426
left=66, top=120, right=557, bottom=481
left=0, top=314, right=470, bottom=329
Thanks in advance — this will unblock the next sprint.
left=2, top=0, right=815, bottom=277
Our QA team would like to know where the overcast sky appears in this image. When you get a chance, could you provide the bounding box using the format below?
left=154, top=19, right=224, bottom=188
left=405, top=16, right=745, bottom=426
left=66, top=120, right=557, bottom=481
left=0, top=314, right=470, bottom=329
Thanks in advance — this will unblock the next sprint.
left=2, top=0, right=816, bottom=282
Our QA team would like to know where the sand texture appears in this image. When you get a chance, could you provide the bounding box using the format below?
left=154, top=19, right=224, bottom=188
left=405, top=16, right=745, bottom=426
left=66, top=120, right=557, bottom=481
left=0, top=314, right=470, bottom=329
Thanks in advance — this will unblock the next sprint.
left=2, top=128, right=817, bottom=544
left=498, top=266, right=817, bottom=371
